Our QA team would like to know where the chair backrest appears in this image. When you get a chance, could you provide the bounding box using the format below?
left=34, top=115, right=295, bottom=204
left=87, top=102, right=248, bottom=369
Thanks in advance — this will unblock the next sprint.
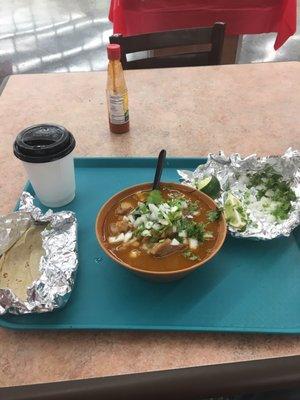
left=109, top=22, right=225, bottom=70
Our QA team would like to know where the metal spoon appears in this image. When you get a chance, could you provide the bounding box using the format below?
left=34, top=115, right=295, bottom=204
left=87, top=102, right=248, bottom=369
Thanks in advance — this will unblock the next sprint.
left=152, top=149, right=166, bottom=190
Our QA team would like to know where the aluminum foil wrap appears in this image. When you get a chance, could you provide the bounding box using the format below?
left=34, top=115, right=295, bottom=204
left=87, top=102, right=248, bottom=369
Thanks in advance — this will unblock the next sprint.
left=0, top=192, right=77, bottom=314
left=178, top=148, right=300, bottom=240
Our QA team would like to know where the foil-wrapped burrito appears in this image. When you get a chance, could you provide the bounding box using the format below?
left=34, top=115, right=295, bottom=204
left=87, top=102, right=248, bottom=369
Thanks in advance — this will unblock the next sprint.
left=0, top=192, right=77, bottom=314
left=178, top=148, right=300, bottom=240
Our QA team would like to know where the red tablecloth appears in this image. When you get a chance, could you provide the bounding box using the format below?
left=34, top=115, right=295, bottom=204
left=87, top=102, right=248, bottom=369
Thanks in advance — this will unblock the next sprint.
left=109, top=0, right=296, bottom=49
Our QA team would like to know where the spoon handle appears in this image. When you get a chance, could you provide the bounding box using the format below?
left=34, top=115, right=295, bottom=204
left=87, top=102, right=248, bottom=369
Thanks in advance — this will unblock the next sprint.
left=153, top=149, right=166, bottom=190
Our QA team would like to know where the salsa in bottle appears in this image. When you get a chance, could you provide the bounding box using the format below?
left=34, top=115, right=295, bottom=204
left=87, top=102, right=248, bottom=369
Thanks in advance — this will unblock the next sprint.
left=106, top=44, right=129, bottom=134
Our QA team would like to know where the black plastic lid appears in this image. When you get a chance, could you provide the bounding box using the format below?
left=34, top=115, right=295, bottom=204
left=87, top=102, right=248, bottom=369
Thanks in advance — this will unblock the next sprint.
left=13, top=124, right=76, bottom=163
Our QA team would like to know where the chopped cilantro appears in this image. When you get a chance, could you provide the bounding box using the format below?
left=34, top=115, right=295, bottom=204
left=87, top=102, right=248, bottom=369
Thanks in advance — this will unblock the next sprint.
left=147, top=190, right=163, bottom=205
left=246, top=166, right=296, bottom=222
left=168, top=196, right=186, bottom=208
left=176, top=219, right=206, bottom=242
left=134, top=203, right=148, bottom=215
left=207, top=208, right=222, bottom=222
left=187, top=201, right=199, bottom=214
left=168, top=210, right=182, bottom=223
left=183, top=250, right=199, bottom=261
left=128, top=190, right=215, bottom=247
left=134, top=224, right=145, bottom=237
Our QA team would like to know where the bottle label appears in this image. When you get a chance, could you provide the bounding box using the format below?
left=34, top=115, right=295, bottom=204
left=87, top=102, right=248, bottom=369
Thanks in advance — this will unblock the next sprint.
left=108, top=92, right=129, bottom=125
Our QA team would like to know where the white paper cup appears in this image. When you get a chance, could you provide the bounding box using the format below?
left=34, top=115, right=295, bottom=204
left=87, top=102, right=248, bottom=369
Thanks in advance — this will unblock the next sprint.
left=14, top=124, right=76, bottom=208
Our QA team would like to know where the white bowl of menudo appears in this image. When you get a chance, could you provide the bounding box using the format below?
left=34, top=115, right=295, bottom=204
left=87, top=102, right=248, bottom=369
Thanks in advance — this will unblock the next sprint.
left=95, top=182, right=227, bottom=282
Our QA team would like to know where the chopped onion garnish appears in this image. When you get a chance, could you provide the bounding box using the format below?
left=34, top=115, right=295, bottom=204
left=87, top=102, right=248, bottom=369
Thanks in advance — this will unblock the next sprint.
left=189, top=238, right=199, bottom=250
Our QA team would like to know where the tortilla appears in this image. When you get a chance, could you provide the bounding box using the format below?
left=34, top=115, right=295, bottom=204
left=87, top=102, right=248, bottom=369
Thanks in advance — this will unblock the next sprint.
left=0, top=225, right=45, bottom=301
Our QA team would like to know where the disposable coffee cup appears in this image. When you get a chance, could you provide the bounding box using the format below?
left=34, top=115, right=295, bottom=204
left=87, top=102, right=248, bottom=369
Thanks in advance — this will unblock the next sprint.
left=14, top=124, right=76, bottom=208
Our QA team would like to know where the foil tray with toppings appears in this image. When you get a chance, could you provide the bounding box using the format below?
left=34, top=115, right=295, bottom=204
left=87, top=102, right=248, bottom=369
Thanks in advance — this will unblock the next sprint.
left=178, top=148, right=300, bottom=240
left=0, top=192, right=78, bottom=314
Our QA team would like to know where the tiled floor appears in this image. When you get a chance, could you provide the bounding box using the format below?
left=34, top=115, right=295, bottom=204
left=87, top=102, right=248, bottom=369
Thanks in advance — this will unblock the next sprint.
left=0, top=0, right=112, bottom=76
left=0, top=0, right=299, bottom=79
left=239, top=30, right=300, bottom=64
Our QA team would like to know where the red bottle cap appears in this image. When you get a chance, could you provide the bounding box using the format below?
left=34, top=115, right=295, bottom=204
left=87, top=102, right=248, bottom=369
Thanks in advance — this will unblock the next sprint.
left=107, top=44, right=121, bottom=60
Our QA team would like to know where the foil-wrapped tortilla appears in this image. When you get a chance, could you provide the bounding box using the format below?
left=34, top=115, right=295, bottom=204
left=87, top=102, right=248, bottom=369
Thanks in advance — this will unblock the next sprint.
left=178, top=148, right=300, bottom=240
left=0, top=192, right=77, bottom=314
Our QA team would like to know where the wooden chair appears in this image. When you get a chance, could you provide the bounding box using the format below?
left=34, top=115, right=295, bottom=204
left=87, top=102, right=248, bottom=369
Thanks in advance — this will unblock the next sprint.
left=109, top=22, right=226, bottom=70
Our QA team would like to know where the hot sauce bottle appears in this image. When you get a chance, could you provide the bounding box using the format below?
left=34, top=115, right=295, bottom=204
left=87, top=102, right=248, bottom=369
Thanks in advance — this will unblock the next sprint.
left=106, top=44, right=129, bottom=134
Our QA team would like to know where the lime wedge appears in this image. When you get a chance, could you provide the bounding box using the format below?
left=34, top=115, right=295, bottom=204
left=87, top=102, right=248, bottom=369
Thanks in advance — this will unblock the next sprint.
left=224, top=193, right=247, bottom=230
left=196, top=176, right=220, bottom=199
